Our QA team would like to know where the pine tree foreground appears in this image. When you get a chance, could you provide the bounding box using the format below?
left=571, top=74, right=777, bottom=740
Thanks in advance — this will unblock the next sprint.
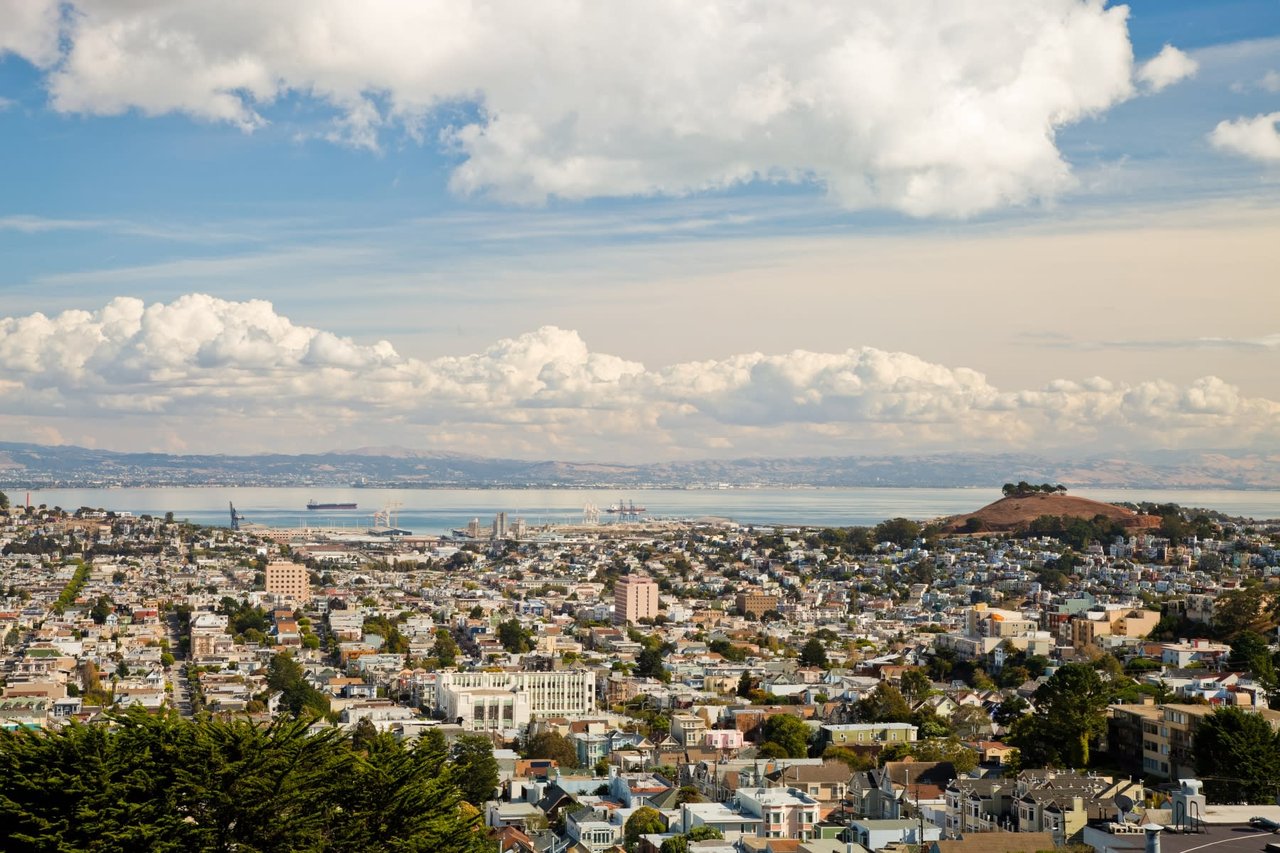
left=0, top=708, right=491, bottom=852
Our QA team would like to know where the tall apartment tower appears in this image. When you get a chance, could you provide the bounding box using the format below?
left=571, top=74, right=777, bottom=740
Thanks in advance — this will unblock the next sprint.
left=265, top=561, right=310, bottom=603
left=613, top=574, right=659, bottom=625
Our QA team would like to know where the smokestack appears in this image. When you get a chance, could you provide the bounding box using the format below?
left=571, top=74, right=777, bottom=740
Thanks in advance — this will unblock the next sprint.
left=1143, top=823, right=1162, bottom=853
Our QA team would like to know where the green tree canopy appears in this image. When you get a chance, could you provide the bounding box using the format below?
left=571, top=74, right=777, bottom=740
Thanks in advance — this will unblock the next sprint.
left=1194, top=706, right=1280, bottom=804
left=799, top=638, right=829, bottom=669
left=497, top=618, right=534, bottom=654
left=992, top=695, right=1029, bottom=727
left=524, top=731, right=579, bottom=768
left=452, top=734, right=500, bottom=806
left=899, top=669, right=933, bottom=705
left=874, top=518, right=921, bottom=548
left=624, top=806, right=665, bottom=851
left=266, top=651, right=330, bottom=717
left=949, top=704, right=992, bottom=740
left=432, top=628, right=459, bottom=668
left=0, top=708, right=488, bottom=852
left=1015, top=663, right=1110, bottom=767
left=857, top=682, right=913, bottom=724
left=759, top=714, right=810, bottom=758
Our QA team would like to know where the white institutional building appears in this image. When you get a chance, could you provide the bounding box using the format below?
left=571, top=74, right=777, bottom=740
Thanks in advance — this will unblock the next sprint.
left=436, top=670, right=596, bottom=732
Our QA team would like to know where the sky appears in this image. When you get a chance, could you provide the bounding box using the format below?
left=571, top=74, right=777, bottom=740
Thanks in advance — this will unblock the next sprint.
left=0, top=0, right=1278, bottom=463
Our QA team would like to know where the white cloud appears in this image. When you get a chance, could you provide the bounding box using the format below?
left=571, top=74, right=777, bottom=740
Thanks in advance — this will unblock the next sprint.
left=2, top=294, right=1278, bottom=458
left=1261, top=70, right=1280, bottom=93
left=0, top=0, right=61, bottom=67
left=1210, top=112, right=1280, bottom=162
left=0, top=0, right=1146, bottom=218
left=1136, top=44, right=1199, bottom=92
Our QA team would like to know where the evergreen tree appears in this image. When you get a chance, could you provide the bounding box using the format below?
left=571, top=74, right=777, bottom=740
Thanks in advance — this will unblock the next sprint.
left=1194, top=707, right=1280, bottom=804
left=799, top=638, right=829, bottom=669
left=0, top=708, right=489, bottom=852
left=451, top=734, right=500, bottom=806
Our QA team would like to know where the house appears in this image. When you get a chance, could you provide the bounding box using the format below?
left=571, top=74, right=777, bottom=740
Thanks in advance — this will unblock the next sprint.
left=765, top=760, right=853, bottom=804
left=866, top=760, right=955, bottom=821
left=565, top=806, right=622, bottom=852
left=848, top=818, right=940, bottom=851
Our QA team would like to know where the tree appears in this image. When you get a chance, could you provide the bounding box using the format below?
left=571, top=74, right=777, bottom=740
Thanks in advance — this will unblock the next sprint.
left=266, top=651, right=330, bottom=717
left=524, top=731, right=579, bottom=768
left=950, top=705, right=992, bottom=740
left=993, top=695, right=1029, bottom=728
left=823, top=745, right=875, bottom=772
left=1229, top=630, right=1271, bottom=672
left=89, top=596, right=114, bottom=625
left=636, top=646, right=669, bottom=682
left=624, top=806, right=665, bottom=851
left=675, top=785, right=703, bottom=804
left=1022, top=663, right=1110, bottom=767
left=432, top=629, right=459, bottom=668
left=899, top=669, right=933, bottom=705
left=799, top=638, right=829, bottom=669
left=452, top=734, right=500, bottom=806
left=737, top=671, right=757, bottom=698
left=874, top=518, right=921, bottom=548
left=857, top=683, right=913, bottom=724
left=351, top=717, right=379, bottom=753
left=1194, top=707, right=1280, bottom=803
left=0, top=490, right=8, bottom=510
left=1213, top=586, right=1264, bottom=638
left=0, top=708, right=489, bottom=853
left=760, top=714, right=810, bottom=758
left=497, top=618, right=533, bottom=654
left=912, top=710, right=951, bottom=739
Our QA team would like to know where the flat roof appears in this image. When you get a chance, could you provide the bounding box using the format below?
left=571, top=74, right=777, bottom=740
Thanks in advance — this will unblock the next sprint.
left=1160, top=824, right=1276, bottom=853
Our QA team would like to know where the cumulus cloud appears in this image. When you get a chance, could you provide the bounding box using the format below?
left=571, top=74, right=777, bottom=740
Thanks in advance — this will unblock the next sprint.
left=1210, top=112, right=1280, bottom=162
left=2, top=295, right=1279, bottom=458
left=0, top=0, right=61, bottom=67
left=0, top=0, right=1149, bottom=217
left=1136, top=44, right=1199, bottom=92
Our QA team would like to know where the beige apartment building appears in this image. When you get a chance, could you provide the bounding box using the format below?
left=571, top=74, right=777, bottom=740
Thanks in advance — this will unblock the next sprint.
left=735, top=589, right=779, bottom=618
left=1110, top=702, right=1280, bottom=779
left=1068, top=607, right=1160, bottom=650
left=265, top=561, right=310, bottom=603
left=613, top=575, right=659, bottom=625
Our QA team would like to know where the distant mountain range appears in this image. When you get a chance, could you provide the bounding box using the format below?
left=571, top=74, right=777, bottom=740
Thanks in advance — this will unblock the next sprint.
left=0, top=442, right=1277, bottom=489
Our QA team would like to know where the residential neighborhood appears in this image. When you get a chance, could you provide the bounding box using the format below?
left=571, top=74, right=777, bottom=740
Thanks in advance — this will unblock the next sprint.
left=3, top=487, right=1280, bottom=853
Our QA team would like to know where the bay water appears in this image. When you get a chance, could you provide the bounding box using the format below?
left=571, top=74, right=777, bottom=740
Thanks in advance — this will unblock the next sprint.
left=14, top=486, right=1280, bottom=536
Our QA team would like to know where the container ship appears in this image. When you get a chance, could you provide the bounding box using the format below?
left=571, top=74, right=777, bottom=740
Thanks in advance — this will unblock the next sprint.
left=306, top=500, right=358, bottom=510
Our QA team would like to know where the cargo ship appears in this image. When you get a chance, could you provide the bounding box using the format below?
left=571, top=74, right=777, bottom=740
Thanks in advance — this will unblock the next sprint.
left=306, top=501, right=357, bottom=510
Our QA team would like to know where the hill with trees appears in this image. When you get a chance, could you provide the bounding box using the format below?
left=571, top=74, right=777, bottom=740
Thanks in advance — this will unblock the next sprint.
left=941, top=490, right=1161, bottom=534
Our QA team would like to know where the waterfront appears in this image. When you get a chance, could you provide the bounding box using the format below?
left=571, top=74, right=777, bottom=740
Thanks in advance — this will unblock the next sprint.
left=14, top=486, right=1280, bottom=535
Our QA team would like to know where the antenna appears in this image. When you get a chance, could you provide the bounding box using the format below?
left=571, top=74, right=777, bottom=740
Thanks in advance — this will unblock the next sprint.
left=1115, top=794, right=1135, bottom=824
